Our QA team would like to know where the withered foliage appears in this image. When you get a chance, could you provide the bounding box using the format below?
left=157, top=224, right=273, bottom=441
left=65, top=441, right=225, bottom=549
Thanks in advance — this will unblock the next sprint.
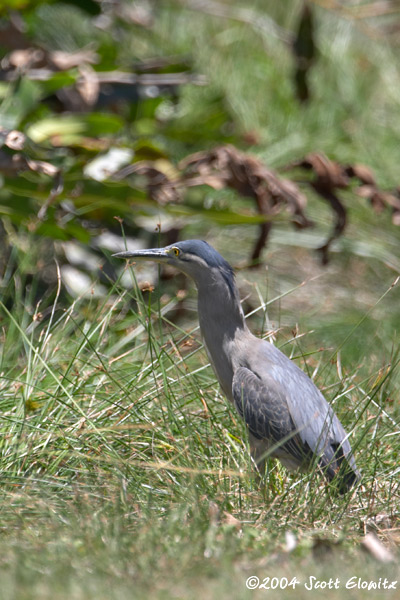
left=287, top=152, right=400, bottom=263
left=180, top=145, right=312, bottom=263
left=3, top=123, right=399, bottom=265
left=285, top=153, right=349, bottom=264
left=125, top=146, right=400, bottom=265
left=114, top=161, right=181, bottom=206
left=351, top=168, right=400, bottom=227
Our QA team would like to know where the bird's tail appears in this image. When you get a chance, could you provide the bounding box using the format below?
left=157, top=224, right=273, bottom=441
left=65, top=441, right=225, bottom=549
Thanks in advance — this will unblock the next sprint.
left=320, top=443, right=361, bottom=494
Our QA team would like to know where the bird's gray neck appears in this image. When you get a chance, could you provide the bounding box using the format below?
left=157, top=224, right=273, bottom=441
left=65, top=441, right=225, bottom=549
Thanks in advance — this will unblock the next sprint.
left=196, top=269, right=245, bottom=335
left=194, top=268, right=248, bottom=399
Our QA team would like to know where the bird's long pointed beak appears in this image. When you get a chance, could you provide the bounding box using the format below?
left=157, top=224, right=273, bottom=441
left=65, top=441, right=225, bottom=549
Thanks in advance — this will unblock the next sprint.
left=112, top=247, right=168, bottom=263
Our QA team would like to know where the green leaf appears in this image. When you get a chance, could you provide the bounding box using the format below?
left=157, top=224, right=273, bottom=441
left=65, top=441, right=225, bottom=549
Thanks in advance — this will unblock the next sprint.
left=39, top=72, right=78, bottom=96
left=133, top=139, right=168, bottom=161
left=35, top=221, right=91, bottom=242
left=27, top=113, right=124, bottom=144
left=167, top=204, right=270, bottom=225
left=0, top=0, right=30, bottom=12
left=59, top=0, right=101, bottom=15
left=85, top=113, right=125, bottom=136
left=3, top=177, right=51, bottom=201
left=0, top=79, right=42, bottom=129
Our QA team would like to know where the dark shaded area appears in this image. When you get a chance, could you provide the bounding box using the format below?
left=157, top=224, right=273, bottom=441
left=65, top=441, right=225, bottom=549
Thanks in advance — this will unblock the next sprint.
left=292, top=3, right=316, bottom=102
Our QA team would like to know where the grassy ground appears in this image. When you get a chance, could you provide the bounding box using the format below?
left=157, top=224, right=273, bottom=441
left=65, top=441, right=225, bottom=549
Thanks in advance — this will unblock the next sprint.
left=1, top=235, right=399, bottom=599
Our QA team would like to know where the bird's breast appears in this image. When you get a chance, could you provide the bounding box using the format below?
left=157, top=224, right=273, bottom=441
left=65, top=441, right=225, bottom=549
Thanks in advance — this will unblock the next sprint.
left=202, top=335, right=235, bottom=401
left=201, top=328, right=256, bottom=403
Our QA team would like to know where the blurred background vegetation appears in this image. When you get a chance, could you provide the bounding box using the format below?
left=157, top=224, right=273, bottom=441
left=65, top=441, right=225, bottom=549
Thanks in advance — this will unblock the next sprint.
left=1, top=1, right=400, bottom=598
left=1, top=0, right=400, bottom=361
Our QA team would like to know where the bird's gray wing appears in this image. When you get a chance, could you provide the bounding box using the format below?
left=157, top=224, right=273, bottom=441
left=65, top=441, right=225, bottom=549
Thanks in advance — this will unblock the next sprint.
left=264, top=353, right=359, bottom=476
left=232, top=366, right=310, bottom=466
left=232, top=361, right=359, bottom=491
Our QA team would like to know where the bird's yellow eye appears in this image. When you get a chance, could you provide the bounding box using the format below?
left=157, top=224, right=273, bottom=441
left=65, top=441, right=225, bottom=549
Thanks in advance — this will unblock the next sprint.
left=172, top=247, right=180, bottom=257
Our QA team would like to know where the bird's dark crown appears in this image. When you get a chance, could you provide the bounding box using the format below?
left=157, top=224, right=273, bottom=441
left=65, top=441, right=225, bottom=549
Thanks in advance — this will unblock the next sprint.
left=171, top=240, right=236, bottom=295
left=172, top=240, right=233, bottom=271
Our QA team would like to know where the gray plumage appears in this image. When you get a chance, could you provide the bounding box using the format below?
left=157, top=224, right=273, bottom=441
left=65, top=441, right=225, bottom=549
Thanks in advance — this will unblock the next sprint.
left=114, top=239, right=360, bottom=493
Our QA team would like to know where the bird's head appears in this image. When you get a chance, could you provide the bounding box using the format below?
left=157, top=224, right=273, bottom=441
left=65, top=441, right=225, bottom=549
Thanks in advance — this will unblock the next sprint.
left=113, top=239, right=235, bottom=294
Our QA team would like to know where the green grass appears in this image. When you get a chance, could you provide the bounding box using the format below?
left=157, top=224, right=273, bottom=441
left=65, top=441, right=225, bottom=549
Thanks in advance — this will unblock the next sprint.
left=1, top=247, right=399, bottom=599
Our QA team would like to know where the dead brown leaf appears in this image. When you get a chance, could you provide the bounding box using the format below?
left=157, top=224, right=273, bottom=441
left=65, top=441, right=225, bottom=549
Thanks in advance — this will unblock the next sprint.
left=1, top=129, right=26, bottom=151
left=284, top=152, right=350, bottom=263
left=345, top=163, right=376, bottom=186
left=50, top=48, right=99, bottom=70
left=26, top=158, right=59, bottom=178
left=6, top=48, right=45, bottom=70
left=357, top=185, right=386, bottom=212
left=392, top=211, right=400, bottom=226
left=181, top=145, right=312, bottom=264
left=222, top=511, right=242, bottom=530
left=355, top=175, right=400, bottom=226
left=292, top=152, right=349, bottom=190
left=114, top=161, right=181, bottom=205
